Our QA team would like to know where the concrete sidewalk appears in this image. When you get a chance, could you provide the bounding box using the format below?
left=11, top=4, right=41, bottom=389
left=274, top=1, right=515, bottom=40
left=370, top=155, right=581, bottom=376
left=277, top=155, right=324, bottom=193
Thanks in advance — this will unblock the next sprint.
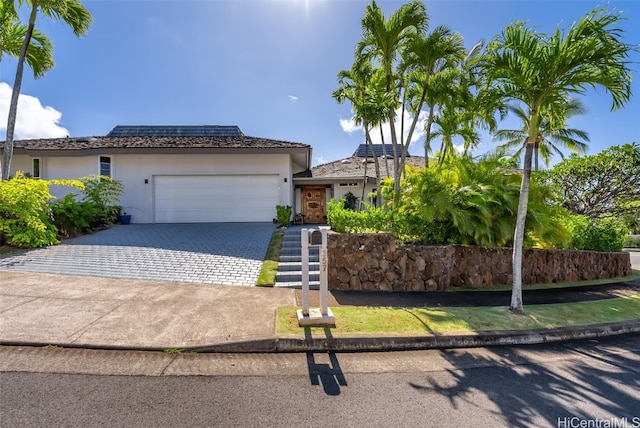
left=1, top=269, right=639, bottom=353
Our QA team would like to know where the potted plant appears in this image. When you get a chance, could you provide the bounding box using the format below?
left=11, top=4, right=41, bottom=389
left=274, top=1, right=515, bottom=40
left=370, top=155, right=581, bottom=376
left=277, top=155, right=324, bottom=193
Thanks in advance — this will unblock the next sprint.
left=275, top=205, right=292, bottom=228
left=119, top=209, right=131, bottom=225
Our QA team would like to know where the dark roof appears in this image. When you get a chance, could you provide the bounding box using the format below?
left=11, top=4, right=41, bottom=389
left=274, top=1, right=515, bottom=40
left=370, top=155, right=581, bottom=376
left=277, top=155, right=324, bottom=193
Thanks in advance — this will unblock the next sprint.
left=353, top=144, right=413, bottom=158
left=107, top=125, right=244, bottom=137
left=5, top=135, right=309, bottom=152
left=309, top=155, right=425, bottom=179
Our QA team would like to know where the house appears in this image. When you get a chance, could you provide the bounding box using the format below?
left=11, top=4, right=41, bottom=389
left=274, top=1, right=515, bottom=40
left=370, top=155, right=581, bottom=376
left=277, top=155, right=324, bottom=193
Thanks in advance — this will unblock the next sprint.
left=1, top=125, right=311, bottom=224
left=293, top=144, right=425, bottom=222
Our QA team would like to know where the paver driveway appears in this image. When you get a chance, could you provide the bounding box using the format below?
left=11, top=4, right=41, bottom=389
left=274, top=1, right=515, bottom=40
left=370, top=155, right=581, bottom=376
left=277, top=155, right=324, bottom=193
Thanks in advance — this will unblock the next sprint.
left=0, top=223, right=277, bottom=286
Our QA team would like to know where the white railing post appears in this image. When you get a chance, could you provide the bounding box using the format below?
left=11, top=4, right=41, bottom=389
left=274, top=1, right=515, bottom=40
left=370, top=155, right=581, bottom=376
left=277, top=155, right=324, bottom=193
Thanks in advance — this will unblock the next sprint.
left=319, top=226, right=330, bottom=316
left=301, top=228, right=309, bottom=316
left=296, top=226, right=335, bottom=327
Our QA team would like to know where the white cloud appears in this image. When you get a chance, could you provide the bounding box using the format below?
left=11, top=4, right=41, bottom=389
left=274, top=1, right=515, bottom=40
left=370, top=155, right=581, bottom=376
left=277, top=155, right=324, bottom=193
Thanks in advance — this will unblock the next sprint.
left=339, top=116, right=361, bottom=134
left=0, top=82, right=68, bottom=140
left=288, top=95, right=298, bottom=103
left=315, top=155, right=326, bottom=165
left=339, top=108, right=427, bottom=154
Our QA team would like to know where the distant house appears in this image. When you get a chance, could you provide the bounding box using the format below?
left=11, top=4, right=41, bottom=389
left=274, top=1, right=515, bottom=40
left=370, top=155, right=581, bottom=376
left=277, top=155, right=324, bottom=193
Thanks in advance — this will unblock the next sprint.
left=293, top=144, right=425, bottom=223
left=1, top=125, right=311, bottom=224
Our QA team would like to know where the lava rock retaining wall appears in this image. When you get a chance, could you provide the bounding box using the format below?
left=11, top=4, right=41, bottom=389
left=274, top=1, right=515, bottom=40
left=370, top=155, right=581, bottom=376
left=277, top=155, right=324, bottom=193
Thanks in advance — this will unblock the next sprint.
left=327, top=232, right=631, bottom=292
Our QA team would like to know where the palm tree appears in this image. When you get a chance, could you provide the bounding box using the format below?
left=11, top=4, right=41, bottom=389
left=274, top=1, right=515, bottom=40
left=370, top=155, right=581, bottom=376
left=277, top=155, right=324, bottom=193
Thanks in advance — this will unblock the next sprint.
left=356, top=0, right=427, bottom=207
left=431, top=105, right=477, bottom=163
left=2, top=0, right=92, bottom=180
left=0, top=2, right=53, bottom=76
left=333, top=63, right=389, bottom=207
left=481, top=8, right=633, bottom=313
left=494, top=99, right=589, bottom=170
left=400, top=25, right=465, bottom=166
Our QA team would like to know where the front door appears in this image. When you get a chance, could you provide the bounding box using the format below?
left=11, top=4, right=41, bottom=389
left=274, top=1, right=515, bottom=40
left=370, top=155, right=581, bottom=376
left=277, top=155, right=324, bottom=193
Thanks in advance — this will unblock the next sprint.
left=302, top=186, right=326, bottom=224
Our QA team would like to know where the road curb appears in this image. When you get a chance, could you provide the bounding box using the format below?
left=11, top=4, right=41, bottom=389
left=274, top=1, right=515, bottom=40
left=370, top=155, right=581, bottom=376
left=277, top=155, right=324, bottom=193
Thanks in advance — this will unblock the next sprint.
left=273, top=320, right=640, bottom=352
left=5, top=320, right=638, bottom=354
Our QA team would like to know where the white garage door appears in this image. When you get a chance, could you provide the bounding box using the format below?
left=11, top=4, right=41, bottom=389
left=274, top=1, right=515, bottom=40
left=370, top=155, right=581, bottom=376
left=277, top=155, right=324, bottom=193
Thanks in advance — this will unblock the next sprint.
left=154, top=174, right=280, bottom=223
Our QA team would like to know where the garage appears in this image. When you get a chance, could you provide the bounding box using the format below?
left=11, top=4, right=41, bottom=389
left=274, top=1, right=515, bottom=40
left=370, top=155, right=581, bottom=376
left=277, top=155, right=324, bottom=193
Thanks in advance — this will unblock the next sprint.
left=154, top=174, right=280, bottom=223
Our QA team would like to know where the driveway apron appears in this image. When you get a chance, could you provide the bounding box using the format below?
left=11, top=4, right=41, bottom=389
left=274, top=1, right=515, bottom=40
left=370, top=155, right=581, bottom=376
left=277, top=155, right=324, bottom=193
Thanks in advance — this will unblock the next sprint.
left=0, top=223, right=277, bottom=286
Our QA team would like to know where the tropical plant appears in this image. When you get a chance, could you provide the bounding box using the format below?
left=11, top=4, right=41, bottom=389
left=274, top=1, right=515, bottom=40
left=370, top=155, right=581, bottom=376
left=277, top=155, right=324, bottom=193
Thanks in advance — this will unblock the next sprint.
left=567, top=215, right=628, bottom=252
left=326, top=198, right=396, bottom=235
left=275, top=205, right=292, bottom=227
left=0, top=172, right=81, bottom=247
left=0, top=1, right=53, bottom=76
left=333, top=62, right=386, bottom=206
left=343, top=191, right=359, bottom=211
left=494, top=99, right=589, bottom=170
left=400, top=24, right=466, bottom=165
left=356, top=0, right=427, bottom=207
left=1, top=0, right=92, bottom=180
left=49, top=194, right=95, bottom=237
left=79, top=175, right=124, bottom=226
left=327, top=156, right=571, bottom=248
left=387, top=157, right=571, bottom=247
left=480, top=7, right=633, bottom=313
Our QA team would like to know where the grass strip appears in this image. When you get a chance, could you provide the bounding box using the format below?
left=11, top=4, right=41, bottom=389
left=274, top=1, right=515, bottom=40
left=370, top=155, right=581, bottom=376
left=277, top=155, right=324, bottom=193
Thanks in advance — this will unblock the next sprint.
left=277, top=295, right=640, bottom=336
left=256, top=229, right=284, bottom=287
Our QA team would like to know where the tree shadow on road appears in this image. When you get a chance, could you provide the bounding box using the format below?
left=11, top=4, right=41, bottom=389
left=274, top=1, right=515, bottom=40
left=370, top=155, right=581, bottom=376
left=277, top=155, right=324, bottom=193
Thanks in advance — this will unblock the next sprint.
left=408, top=335, right=640, bottom=427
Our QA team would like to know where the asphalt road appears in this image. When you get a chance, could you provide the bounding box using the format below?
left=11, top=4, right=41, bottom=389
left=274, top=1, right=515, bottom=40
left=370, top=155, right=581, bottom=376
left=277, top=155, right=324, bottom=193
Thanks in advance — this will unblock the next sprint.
left=629, top=251, right=640, bottom=270
left=2, top=334, right=639, bottom=427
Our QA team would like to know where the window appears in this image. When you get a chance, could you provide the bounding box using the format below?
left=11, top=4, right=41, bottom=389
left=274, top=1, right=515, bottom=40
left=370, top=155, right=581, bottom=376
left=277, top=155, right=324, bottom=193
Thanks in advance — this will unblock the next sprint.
left=100, top=156, right=111, bottom=177
left=32, top=158, right=41, bottom=178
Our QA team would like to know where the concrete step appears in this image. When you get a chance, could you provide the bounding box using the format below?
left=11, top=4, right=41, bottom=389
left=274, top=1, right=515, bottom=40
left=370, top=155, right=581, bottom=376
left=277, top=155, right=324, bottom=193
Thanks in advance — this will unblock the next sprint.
left=279, top=255, right=319, bottom=263
left=280, top=247, right=318, bottom=255
left=281, top=239, right=321, bottom=248
left=276, top=228, right=323, bottom=288
left=278, top=261, right=320, bottom=272
left=275, top=272, right=320, bottom=282
left=274, top=281, right=320, bottom=289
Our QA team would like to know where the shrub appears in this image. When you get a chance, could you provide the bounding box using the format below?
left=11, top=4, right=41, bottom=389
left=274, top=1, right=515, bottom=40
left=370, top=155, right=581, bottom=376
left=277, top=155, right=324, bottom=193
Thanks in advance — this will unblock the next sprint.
left=569, top=215, right=628, bottom=252
left=343, top=191, right=359, bottom=210
left=275, top=205, right=292, bottom=227
left=0, top=172, right=80, bottom=247
left=80, top=175, right=124, bottom=226
left=624, top=235, right=640, bottom=248
left=625, top=235, right=640, bottom=248
left=50, top=194, right=97, bottom=237
left=328, top=156, right=572, bottom=248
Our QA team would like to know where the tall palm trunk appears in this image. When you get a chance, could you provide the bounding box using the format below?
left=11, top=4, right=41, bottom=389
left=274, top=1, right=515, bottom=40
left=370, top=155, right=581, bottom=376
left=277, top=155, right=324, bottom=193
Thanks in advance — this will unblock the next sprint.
left=2, top=5, right=37, bottom=180
left=379, top=125, right=390, bottom=178
left=423, top=105, right=435, bottom=167
left=389, top=118, right=401, bottom=208
left=403, top=85, right=428, bottom=173
left=360, top=126, right=370, bottom=210
left=511, top=111, right=539, bottom=314
left=365, top=123, right=382, bottom=207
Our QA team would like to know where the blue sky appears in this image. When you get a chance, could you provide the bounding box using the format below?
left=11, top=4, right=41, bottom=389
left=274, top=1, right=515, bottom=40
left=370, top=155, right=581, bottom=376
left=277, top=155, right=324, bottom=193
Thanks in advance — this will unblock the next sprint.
left=1, top=0, right=639, bottom=167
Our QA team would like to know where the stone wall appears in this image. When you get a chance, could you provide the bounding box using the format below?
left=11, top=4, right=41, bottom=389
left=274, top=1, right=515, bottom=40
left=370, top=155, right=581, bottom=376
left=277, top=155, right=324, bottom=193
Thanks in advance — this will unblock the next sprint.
left=327, top=232, right=632, bottom=292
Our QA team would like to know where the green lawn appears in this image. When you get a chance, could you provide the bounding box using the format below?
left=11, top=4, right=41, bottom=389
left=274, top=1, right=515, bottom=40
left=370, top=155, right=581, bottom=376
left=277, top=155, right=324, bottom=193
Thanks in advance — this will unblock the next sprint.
left=256, top=229, right=284, bottom=286
left=277, top=295, right=640, bottom=336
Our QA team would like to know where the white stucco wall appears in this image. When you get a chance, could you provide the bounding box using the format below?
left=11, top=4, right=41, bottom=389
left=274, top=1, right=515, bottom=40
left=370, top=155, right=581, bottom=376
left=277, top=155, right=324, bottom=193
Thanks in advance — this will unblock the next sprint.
left=9, top=153, right=294, bottom=223
left=332, top=181, right=377, bottom=209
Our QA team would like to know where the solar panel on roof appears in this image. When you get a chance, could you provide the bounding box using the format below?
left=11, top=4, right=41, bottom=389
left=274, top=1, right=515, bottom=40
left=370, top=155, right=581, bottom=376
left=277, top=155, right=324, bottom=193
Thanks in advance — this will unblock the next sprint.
left=107, top=125, right=244, bottom=137
left=353, top=144, right=409, bottom=157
